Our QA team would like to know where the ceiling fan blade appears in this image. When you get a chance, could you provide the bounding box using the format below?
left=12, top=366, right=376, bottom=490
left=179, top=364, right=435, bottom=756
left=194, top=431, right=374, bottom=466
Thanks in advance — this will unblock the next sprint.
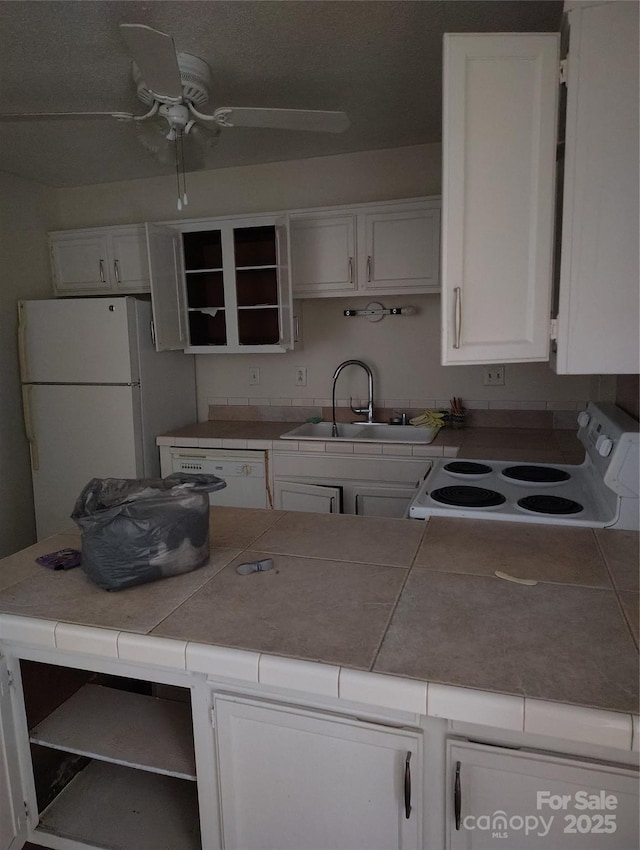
left=213, top=107, right=350, bottom=133
left=0, top=111, right=134, bottom=122
left=119, top=23, right=183, bottom=102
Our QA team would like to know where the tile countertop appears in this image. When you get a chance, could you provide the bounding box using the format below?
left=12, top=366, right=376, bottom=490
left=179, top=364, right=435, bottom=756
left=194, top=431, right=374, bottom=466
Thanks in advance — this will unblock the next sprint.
left=157, top=420, right=585, bottom=463
left=0, top=509, right=636, bottom=731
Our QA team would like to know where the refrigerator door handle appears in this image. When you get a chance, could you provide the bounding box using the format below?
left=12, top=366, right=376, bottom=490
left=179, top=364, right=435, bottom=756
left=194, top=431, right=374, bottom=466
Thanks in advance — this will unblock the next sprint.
left=17, top=304, right=29, bottom=382
left=21, top=386, right=39, bottom=471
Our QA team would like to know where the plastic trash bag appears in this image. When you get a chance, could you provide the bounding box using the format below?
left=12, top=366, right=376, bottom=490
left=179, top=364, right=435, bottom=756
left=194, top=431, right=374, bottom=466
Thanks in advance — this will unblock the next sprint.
left=71, top=473, right=226, bottom=591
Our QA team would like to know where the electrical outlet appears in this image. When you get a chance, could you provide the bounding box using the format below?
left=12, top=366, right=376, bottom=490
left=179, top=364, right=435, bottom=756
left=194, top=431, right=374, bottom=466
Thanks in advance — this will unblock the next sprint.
left=249, top=367, right=260, bottom=386
left=483, top=365, right=505, bottom=386
left=295, top=366, right=307, bottom=387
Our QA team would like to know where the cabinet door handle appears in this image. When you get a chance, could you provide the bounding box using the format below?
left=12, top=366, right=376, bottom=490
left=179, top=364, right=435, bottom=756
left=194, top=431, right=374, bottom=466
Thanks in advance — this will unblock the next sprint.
left=329, top=496, right=335, bottom=513
left=99, top=258, right=106, bottom=283
left=366, top=255, right=372, bottom=282
left=113, top=258, right=120, bottom=284
left=348, top=256, right=354, bottom=285
left=354, top=494, right=360, bottom=515
left=454, top=760, right=462, bottom=830
left=404, top=751, right=412, bottom=819
left=453, top=287, right=462, bottom=349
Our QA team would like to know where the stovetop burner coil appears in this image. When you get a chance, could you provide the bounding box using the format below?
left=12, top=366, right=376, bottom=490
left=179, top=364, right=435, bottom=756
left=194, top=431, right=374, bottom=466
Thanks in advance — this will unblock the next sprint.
left=443, top=461, right=493, bottom=476
left=517, top=494, right=583, bottom=515
left=503, top=465, right=571, bottom=483
left=430, top=485, right=506, bottom=508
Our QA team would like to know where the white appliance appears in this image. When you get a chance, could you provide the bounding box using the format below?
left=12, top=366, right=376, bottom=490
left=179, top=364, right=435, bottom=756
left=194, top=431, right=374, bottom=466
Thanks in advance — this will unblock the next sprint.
left=18, top=297, right=197, bottom=540
left=167, top=449, right=269, bottom=509
left=409, top=403, right=640, bottom=529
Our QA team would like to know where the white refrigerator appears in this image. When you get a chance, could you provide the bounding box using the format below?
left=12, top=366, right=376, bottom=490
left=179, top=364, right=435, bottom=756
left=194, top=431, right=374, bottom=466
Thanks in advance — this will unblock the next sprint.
left=18, top=297, right=197, bottom=540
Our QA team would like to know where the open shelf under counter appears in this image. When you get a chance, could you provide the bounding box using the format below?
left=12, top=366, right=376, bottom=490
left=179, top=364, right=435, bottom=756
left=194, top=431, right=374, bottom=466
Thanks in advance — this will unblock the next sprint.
left=29, top=683, right=196, bottom=780
left=35, top=760, right=201, bottom=850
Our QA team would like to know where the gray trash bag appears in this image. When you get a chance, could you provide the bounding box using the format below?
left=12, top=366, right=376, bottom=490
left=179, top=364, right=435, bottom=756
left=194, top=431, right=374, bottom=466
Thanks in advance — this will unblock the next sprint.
left=71, top=473, right=226, bottom=591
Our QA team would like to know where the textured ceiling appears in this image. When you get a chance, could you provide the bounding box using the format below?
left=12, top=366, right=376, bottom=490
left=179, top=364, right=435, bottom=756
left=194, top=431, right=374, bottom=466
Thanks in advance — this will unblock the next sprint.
left=0, top=1, right=562, bottom=188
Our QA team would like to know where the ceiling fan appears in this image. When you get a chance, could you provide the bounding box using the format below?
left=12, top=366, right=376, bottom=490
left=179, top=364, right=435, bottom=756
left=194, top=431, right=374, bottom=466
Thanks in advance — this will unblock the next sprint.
left=0, top=24, right=350, bottom=207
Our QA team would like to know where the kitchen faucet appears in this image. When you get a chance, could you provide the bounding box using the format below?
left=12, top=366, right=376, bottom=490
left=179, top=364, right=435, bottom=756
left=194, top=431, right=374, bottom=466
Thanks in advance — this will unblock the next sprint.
left=331, top=360, right=374, bottom=436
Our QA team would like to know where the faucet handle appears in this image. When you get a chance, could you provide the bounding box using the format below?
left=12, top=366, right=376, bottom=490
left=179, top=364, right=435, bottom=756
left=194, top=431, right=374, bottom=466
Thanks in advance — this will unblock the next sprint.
left=391, top=410, right=409, bottom=425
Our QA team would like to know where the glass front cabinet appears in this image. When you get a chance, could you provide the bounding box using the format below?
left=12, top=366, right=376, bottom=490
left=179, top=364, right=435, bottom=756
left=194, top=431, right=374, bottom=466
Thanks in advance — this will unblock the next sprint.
left=147, top=215, right=294, bottom=354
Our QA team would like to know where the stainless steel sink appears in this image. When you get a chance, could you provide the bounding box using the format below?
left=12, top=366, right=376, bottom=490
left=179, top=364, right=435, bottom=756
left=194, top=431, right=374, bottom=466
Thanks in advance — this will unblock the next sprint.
left=280, top=422, right=438, bottom=445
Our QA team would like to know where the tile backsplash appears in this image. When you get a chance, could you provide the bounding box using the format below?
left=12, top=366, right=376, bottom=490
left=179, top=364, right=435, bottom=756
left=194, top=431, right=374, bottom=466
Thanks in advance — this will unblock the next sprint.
left=208, top=399, right=586, bottom=430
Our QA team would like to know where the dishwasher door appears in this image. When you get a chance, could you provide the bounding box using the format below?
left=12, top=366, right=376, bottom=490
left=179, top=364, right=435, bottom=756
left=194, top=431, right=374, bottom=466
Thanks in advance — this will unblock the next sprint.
left=170, top=449, right=269, bottom=509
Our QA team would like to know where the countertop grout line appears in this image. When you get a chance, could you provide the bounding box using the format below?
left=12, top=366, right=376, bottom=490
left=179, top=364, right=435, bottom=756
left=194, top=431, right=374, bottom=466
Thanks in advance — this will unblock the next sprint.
left=404, top=563, right=623, bottom=594
left=367, top=522, right=429, bottom=672
left=593, top=530, right=640, bottom=653
left=145, top=549, right=243, bottom=637
left=367, top=566, right=413, bottom=674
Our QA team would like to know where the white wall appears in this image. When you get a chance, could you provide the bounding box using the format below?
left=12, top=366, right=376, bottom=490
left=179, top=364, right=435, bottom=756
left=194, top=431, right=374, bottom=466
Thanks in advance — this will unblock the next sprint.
left=194, top=296, right=600, bottom=419
left=52, top=144, right=443, bottom=228
left=0, top=171, right=55, bottom=556
left=50, top=143, right=604, bottom=420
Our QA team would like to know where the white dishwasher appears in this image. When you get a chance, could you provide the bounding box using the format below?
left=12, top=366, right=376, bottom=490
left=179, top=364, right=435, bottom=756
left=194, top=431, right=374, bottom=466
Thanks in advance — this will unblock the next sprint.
left=167, top=448, right=269, bottom=509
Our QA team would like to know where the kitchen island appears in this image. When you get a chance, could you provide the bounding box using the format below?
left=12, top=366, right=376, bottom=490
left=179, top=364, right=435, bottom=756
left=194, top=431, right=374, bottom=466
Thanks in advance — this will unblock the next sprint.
left=0, top=507, right=637, bottom=850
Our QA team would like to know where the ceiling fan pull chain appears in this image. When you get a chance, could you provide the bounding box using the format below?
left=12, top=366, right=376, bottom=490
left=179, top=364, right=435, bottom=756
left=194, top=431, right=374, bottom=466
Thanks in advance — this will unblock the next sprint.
left=180, top=131, right=188, bottom=207
left=175, top=134, right=182, bottom=211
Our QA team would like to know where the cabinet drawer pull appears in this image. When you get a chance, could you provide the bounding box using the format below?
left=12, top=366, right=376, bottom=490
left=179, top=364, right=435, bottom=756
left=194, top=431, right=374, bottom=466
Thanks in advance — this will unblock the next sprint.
left=453, top=287, right=462, bottom=349
left=113, top=258, right=121, bottom=284
left=99, top=259, right=106, bottom=284
left=454, top=760, right=462, bottom=830
left=348, top=256, right=354, bottom=285
left=366, top=255, right=372, bottom=282
left=404, top=751, right=412, bottom=819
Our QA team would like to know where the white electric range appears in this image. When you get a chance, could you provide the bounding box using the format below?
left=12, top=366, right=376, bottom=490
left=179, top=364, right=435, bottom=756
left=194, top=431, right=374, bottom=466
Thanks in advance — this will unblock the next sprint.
left=409, top=402, right=639, bottom=529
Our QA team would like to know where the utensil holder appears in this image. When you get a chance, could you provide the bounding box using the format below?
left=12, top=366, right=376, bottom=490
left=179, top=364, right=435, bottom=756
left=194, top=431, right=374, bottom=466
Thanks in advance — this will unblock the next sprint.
left=449, top=409, right=467, bottom=429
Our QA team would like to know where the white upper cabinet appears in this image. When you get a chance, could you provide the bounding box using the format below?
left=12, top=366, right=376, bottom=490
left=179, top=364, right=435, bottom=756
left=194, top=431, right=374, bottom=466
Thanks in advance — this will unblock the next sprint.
left=553, top=0, right=639, bottom=375
left=148, top=215, right=294, bottom=354
left=290, top=198, right=441, bottom=298
left=441, top=34, right=560, bottom=365
left=290, top=214, right=357, bottom=294
left=50, top=225, right=150, bottom=296
left=146, top=223, right=188, bottom=352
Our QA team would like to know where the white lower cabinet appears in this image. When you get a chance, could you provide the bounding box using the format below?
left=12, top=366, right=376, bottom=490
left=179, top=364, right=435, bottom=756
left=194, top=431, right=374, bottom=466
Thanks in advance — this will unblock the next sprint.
left=273, top=479, right=343, bottom=513
left=2, top=648, right=638, bottom=850
left=0, top=659, right=26, bottom=850
left=447, top=740, right=639, bottom=850
left=8, top=657, right=205, bottom=850
left=273, top=451, right=430, bottom=517
left=213, top=695, right=422, bottom=850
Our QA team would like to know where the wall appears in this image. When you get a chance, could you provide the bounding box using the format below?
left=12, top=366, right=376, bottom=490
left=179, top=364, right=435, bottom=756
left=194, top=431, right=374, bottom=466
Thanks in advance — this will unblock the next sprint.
left=51, top=143, right=607, bottom=422
left=195, top=296, right=604, bottom=422
left=52, top=144, right=443, bottom=229
left=0, top=171, right=55, bottom=556
left=616, top=375, right=640, bottom=421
